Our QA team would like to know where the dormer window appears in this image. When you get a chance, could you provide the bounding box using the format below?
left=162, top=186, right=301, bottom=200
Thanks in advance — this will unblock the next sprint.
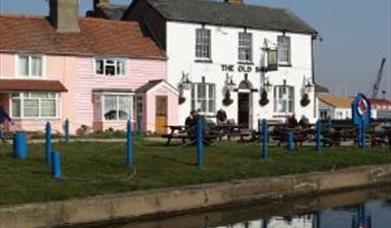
left=238, top=32, right=252, bottom=62
left=95, top=58, right=126, bottom=76
left=195, top=28, right=211, bottom=60
left=277, top=36, right=291, bottom=65
left=17, top=55, right=43, bottom=77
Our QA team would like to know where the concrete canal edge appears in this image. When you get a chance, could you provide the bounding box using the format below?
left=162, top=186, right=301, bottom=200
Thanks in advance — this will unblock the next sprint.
left=1, top=164, right=391, bottom=228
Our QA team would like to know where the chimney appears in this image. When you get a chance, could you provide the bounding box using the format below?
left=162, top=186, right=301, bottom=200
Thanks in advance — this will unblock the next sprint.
left=224, top=0, right=243, bottom=4
left=49, top=0, right=80, bottom=33
left=93, top=0, right=110, bottom=11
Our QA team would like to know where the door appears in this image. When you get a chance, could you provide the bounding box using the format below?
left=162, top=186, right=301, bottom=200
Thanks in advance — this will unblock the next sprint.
left=155, top=96, right=168, bottom=134
left=238, top=93, right=250, bottom=127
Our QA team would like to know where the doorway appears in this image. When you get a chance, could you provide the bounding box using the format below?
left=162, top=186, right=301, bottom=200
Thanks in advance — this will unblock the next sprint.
left=238, top=92, right=250, bottom=128
left=155, top=96, right=168, bottom=134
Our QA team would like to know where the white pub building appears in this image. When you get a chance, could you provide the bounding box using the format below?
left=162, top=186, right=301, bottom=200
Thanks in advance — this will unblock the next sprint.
left=120, top=0, right=319, bottom=129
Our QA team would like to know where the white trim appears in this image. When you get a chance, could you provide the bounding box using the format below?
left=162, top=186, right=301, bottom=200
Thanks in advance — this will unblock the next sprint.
left=15, top=54, right=46, bottom=79
left=93, top=57, right=128, bottom=77
left=9, top=92, right=61, bottom=119
left=146, top=81, right=179, bottom=96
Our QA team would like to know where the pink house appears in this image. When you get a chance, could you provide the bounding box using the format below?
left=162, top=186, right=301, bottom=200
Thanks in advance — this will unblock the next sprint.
left=0, top=0, right=178, bottom=134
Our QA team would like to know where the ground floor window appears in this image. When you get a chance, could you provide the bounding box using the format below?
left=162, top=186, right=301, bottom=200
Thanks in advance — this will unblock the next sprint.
left=191, top=83, right=216, bottom=115
left=273, top=86, right=294, bottom=114
left=10, top=92, right=59, bottom=118
left=94, top=93, right=133, bottom=121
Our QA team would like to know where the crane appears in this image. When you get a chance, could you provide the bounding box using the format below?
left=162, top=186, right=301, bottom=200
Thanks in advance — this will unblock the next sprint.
left=371, top=58, right=386, bottom=99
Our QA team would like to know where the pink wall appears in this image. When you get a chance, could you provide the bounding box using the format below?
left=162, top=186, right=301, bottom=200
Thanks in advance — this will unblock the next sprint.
left=0, top=53, right=76, bottom=134
left=1, top=53, right=169, bottom=134
left=144, top=85, right=179, bottom=133
left=75, top=57, right=167, bottom=132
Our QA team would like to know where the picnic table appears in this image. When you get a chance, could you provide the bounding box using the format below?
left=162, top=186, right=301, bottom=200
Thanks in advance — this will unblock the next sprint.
left=162, top=124, right=220, bottom=145
left=214, top=123, right=252, bottom=141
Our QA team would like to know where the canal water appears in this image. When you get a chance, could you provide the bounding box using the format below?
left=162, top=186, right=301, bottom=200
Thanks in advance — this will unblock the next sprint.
left=86, top=186, right=391, bottom=228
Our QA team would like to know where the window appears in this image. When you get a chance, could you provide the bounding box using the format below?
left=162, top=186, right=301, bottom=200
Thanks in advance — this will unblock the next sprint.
left=102, top=94, right=132, bottom=121
left=18, top=55, right=43, bottom=77
left=11, top=92, right=59, bottom=118
left=191, top=83, right=216, bottom=115
left=238, top=32, right=252, bottom=62
left=273, top=86, right=294, bottom=114
left=95, top=59, right=126, bottom=76
left=135, top=96, right=143, bottom=124
left=277, top=36, right=291, bottom=65
left=195, top=28, right=211, bottom=59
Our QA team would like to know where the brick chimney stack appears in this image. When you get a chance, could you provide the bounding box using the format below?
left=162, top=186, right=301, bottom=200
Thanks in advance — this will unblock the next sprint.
left=49, top=0, right=80, bottom=33
left=93, top=0, right=110, bottom=10
left=224, top=0, right=244, bottom=4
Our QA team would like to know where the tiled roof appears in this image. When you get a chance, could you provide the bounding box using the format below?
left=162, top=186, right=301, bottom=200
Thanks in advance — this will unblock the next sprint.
left=0, top=79, right=68, bottom=92
left=126, top=0, right=316, bottom=34
left=0, top=14, right=165, bottom=59
left=318, top=95, right=352, bottom=108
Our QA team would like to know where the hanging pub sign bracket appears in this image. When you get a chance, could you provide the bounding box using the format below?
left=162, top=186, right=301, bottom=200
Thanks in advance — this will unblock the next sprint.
left=351, top=93, right=371, bottom=149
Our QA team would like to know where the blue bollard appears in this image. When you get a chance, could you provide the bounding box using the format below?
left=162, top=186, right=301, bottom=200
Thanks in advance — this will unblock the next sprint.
left=262, top=219, right=269, bottom=228
left=64, top=118, right=70, bottom=143
left=262, top=119, right=269, bottom=160
left=13, top=131, right=28, bottom=159
left=315, top=119, right=321, bottom=152
left=196, top=117, right=204, bottom=168
left=126, top=120, right=134, bottom=169
left=51, top=150, right=61, bottom=178
left=45, top=122, right=51, bottom=164
left=287, top=132, right=294, bottom=151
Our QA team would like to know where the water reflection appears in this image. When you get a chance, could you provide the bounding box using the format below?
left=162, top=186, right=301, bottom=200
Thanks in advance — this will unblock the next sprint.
left=214, top=201, right=390, bottom=228
left=83, top=186, right=391, bottom=228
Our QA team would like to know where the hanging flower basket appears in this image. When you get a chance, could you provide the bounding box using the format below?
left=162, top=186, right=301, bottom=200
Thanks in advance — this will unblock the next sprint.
left=259, top=89, right=269, bottom=106
left=178, top=96, right=186, bottom=105
left=300, top=93, right=310, bottom=107
left=223, top=90, right=233, bottom=106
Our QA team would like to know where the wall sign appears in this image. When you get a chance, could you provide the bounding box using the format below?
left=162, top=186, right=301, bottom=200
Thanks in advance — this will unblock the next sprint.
left=221, top=64, right=264, bottom=73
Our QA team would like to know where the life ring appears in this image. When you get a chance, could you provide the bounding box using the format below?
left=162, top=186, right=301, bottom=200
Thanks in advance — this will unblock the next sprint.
left=357, top=98, right=368, bottom=116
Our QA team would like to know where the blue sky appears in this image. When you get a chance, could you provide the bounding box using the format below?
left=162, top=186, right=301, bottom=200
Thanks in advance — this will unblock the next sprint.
left=1, top=0, right=390, bottom=98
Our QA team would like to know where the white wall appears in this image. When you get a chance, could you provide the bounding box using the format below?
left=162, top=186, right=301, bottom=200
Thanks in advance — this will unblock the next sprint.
left=166, top=21, right=315, bottom=128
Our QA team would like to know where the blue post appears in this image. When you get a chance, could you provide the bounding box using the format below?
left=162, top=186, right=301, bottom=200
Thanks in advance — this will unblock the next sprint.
left=64, top=118, right=70, bottom=143
left=360, top=120, right=366, bottom=149
left=315, top=119, right=321, bottom=152
left=262, top=119, right=269, bottom=160
left=45, top=122, right=51, bottom=164
left=51, top=150, right=61, bottom=178
left=13, top=131, right=28, bottom=159
left=196, top=117, right=204, bottom=168
left=287, top=132, right=294, bottom=151
left=126, top=120, right=134, bottom=169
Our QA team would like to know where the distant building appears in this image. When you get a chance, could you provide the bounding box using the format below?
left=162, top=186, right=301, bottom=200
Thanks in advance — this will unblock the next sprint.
left=319, top=95, right=378, bottom=120
left=369, top=98, right=391, bottom=119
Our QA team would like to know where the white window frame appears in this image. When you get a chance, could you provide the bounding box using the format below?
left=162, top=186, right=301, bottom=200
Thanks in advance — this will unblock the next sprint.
left=238, top=32, right=253, bottom=62
left=191, top=83, right=216, bottom=115
left=195, top=28, right=211, bottom=60
left=97, top=92, right=134, bottom=122
left=15, top=54, right=45, bottom=78
left=273, top=85, right=294, bottom=115
left=9, top=92, right=60, bottom=119
left=94, top=58, right=127, bottom=77
left=277, top=36, right=291, bottom=65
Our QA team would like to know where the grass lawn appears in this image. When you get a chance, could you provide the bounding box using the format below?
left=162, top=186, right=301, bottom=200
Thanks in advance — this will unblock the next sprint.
left=0, top=139, right=390, bottom=205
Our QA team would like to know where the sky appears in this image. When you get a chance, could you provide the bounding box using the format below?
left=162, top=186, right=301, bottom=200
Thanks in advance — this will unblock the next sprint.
left=1, top=0, right=390, bottom=99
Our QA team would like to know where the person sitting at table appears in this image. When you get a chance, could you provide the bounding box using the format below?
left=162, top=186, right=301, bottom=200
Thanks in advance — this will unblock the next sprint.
left=298, top=115, right=309, bottom=129
left=185, top=110, right=196, bottom=136
left=216, top=108, right=227, bottom=124
left=286, top=114, right=298, bottom=128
